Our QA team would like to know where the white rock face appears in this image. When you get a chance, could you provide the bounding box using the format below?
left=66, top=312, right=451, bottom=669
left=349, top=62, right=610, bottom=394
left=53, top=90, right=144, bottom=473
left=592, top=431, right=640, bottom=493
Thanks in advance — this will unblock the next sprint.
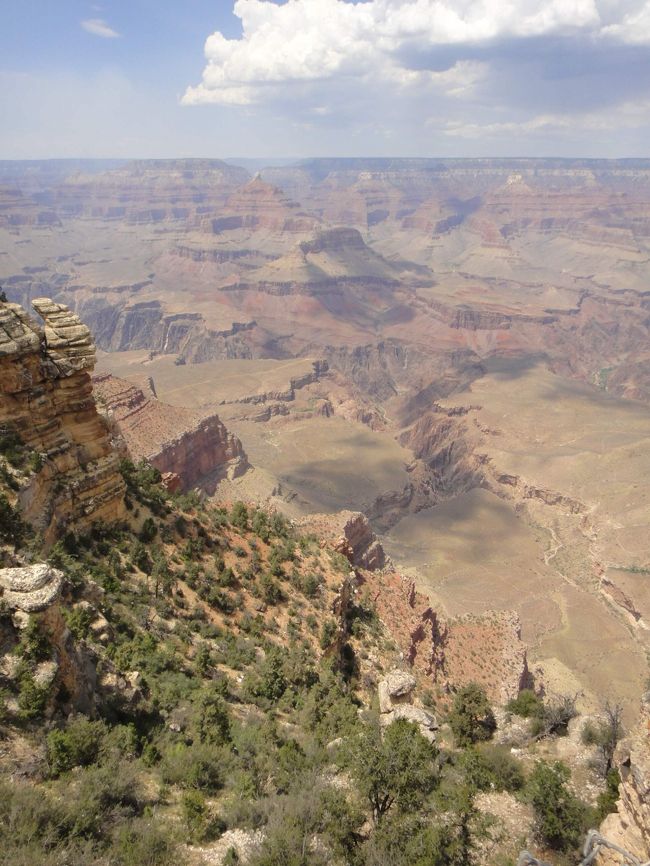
left=384, top=669, right=417, bottom=699
left=0, top=563, right=63, bottom=612
left=378, top=668, right=438, bottom=742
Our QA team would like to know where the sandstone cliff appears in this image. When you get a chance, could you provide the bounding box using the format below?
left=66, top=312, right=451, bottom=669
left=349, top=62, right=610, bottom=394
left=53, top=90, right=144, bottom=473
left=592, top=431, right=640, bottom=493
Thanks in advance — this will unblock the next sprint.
left=93, top=373, right=248, bottom=493
left=0, top=298, right=125, bottom=543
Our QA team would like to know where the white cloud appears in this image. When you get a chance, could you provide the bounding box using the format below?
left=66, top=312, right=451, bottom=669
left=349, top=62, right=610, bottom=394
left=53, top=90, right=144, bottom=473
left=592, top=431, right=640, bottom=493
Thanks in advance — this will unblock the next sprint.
left=442, top=98, right=650, bottom=138
left=183, top=0, right=609, bottom=106
left=81, top=18, right=120, bottom=38
left=602, top=3, right=650, bottom=44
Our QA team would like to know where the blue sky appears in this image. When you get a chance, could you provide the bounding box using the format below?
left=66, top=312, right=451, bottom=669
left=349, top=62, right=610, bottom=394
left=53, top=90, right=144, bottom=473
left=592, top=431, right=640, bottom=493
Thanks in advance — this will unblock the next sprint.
left=2, top=1, right=650, bottom=159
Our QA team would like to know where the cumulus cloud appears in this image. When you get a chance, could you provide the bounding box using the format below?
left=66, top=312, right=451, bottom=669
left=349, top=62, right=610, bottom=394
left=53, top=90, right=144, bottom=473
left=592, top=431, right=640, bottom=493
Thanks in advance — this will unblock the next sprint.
left=81, top=18, right=120, bottom=38
left=178, top=0, right=650, bottom=156
left=182, top=0, right=622, bottom=106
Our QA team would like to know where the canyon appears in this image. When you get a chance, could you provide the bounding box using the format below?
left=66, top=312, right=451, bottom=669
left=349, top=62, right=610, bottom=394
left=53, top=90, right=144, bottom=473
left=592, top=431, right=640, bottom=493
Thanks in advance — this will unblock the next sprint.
left=2, top=156, right=650, bottom=722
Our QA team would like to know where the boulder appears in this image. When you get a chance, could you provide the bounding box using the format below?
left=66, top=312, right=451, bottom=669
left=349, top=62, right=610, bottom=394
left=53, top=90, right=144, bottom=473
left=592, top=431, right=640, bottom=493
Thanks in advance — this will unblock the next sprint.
left=0, top=563, right=63, bottom=612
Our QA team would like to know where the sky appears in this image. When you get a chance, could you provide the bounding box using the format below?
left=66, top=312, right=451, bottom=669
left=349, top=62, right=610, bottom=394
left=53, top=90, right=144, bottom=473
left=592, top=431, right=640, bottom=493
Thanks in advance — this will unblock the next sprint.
left=2, top=0, right=650, bottom=159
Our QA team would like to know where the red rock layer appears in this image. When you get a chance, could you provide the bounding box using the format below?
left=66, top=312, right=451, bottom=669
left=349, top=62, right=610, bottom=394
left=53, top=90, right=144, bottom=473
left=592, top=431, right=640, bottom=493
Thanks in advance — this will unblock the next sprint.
left=367, top=570, right=530, bottom=705
left=93, top=374, right=247, bottom=492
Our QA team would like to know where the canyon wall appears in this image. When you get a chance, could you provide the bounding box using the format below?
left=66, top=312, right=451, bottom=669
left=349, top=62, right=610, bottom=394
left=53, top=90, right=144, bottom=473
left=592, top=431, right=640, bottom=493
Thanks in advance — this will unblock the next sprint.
left=0, top=298, right=125, bottom=542
left=369, top=570, right=530, bottom=705
left=93, top=373, right=248, bottom=493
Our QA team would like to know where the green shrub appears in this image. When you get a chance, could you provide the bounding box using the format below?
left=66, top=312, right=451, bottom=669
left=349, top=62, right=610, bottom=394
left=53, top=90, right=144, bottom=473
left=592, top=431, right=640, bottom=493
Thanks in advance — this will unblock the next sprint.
left=110, top=817, right=176, bottom=866
left=46, top=717, right=106, bottom=776
left=506, top=689, right=543, bottom=718
left=459, top=744, right=525, bottom=793
left=65, top=760, right=143, bottom=840
left=18, top=618, right=50, bottom=661
left=245, top=647, right=288, bottom=703
left=0, top=780, right=68, bottom=860
left=17, top=675, right=49, bottom=720
left=530, top=693, right=578, bottom=738
left=259, top=573, right=283, bottom=605
left=582, top=703, right=624, bottom=775
left=595, top=769, right=621, bottom=823
left=301, top=673, right=360, bottom=743
left=348, top=718, right=439, bottom=823
left=207, top=587, right=237, bottom=613
left=320, top=619, right=338, bottom=650
left=102, top=723, right=140, bottom=761
left=230, top=501, right=249, bottom=530
left=194, top=687, right=232, bottom=745
left=161, top=742, right=224, bottom=792
left=181, top=789, right=226, bottom=843
left=527, top=760, right=587, bottom=852
left=0, top=493, right=26, bottom=547
left=138, top=517, right=158, bottom=543
left=449, top=684, right=496, bottom=747
left=63, top=606, right=94, bottom=641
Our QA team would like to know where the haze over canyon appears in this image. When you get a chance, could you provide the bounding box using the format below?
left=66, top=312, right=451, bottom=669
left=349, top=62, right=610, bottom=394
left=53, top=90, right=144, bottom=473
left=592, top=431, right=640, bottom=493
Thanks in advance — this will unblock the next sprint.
left=2, top=155, right=650, bottom=719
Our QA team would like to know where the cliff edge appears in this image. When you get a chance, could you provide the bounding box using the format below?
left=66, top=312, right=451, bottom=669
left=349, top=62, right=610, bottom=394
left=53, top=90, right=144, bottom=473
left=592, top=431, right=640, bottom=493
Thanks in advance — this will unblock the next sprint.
left=0, top=298, right=125, bottom=542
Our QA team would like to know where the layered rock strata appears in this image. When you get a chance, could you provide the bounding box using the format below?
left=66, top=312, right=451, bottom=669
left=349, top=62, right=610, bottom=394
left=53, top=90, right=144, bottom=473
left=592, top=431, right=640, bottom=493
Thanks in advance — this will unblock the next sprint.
left=0, top=298, right=125, bottom=542
left=93, top=374, right=248, bottom=492
left=0, top=564, right=63, bottom=612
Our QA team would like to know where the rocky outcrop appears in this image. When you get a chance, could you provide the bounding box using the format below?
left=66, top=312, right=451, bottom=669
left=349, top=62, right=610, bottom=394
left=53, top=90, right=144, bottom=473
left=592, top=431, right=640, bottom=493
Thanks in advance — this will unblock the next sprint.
left=598, top=694, right=650, bottom=864
left=0, top=298, right=125, bottom=543
left=217, top=360, right=328, bottom=407
left=20, top=158, right=251, bottom=225
left=378, top=669, right=438, bottom=742
left=299, top=227, right=369, bottom=255
left=296, top=510, right=386, bottom=571
left=93, top=374, right=248, bottom=492
left=31, top=298, right=96, bottom=375
left=334, top=512, right=386, bottom=570
left=370, top=571, right=530, bottom=705
left=0, top=564, right=63, bottom=612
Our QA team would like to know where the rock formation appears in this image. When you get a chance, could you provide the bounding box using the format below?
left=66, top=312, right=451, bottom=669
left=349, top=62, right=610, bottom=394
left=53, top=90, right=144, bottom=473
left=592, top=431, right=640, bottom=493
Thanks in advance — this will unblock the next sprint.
left=0, top=563, right=63, bottom=612
left=598, top=694, right=650, bottom=864
left=370, top=571, right=530, bottom=705
left=296, top=510, right=386, bottom=571
left=378, top=668, right=438, bottom=742
left=93, top=373, right=248, bottom=492
left=0, top=298, right=125, bottom=542
left=210, top=175, right=319, bottom=234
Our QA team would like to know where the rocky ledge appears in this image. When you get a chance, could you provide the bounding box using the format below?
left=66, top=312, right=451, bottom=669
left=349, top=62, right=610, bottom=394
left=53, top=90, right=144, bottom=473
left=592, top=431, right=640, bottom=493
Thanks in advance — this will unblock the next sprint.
left=378, top=669, right=438, bottom=742
left=296, top=510, right=386, bottom=571
left=371, top=571, right=530, bottom=706
left=0, top=564, right=63, bottom=612
left=32, top=298, right=95, bottom=376
left=93, top=374, right=248, bottom=492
